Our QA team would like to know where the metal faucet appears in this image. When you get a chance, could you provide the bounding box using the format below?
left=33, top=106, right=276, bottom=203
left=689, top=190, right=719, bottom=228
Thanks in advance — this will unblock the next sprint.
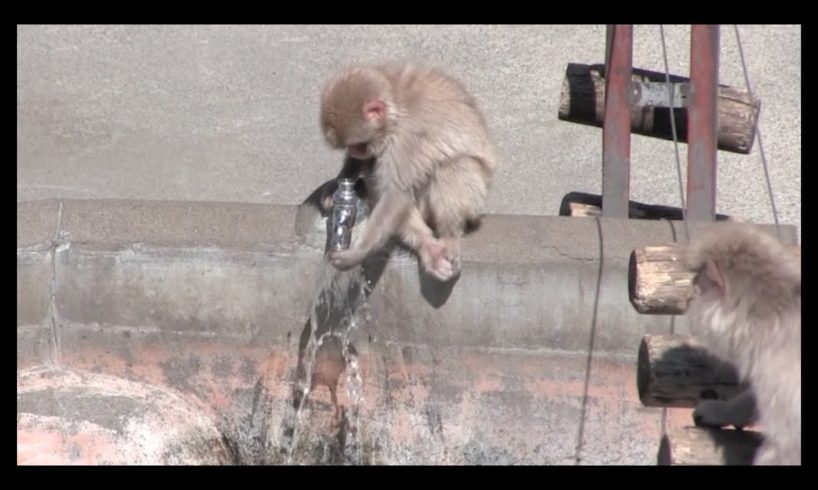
left=329, top=178, right=358, bottom=251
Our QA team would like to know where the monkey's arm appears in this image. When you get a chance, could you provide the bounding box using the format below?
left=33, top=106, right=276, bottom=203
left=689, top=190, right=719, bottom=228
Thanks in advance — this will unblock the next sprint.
left=329, top=190, right=413, bottom=270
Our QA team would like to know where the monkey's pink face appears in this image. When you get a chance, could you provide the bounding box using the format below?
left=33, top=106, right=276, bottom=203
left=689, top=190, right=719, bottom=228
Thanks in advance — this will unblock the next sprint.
left=321, top=96, right=387, bottom=160
left=322, top=120, right=377, bottom=159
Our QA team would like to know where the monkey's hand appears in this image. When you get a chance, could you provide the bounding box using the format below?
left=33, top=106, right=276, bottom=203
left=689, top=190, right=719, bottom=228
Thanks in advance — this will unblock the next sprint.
left=693, top=397, right=757, bottom=430
left=319, top=183, right=337, bottom=212
left=328, top=247, right=367, bottom=270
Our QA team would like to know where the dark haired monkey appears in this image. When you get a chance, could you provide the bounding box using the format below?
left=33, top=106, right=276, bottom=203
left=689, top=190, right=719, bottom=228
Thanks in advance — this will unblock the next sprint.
left=687, top=224, right=800, bottom=465
left=319, top=61, right=497, bottom=281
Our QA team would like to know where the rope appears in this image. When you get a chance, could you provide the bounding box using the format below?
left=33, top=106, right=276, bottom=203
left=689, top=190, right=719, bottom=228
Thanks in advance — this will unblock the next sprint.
left=659, top=25, right=690, bottom=243
left=734, top=25, right=782, bottom=239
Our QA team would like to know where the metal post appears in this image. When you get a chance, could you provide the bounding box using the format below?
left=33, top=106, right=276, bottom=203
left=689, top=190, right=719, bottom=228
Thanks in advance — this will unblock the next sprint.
left=602, top=24, right=633, bottom=218
left=687, top=25, right=720, bottom=221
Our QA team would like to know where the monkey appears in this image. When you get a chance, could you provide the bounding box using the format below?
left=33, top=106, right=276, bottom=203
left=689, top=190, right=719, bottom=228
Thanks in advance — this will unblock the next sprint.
left=686, top=224, right=800, bottom=465
left=318, top=61, right=497, bottom=281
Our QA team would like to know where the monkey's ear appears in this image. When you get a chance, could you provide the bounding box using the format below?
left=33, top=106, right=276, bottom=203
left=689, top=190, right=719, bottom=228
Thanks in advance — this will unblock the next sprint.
left=363, top=99, right=387, bottom=122
left=697, top=259, right=726, bottom=296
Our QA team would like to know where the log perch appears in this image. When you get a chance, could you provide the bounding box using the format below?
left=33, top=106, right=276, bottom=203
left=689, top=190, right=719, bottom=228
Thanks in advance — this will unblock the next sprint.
left=558, top=63, right=761, bottom=154
left=629, top=245, right=697, bottom=315
left=658, top=426, right=763, bottom=465
left=559, top=191, right=735, bottom=221
left=629, top=243, right=800, bottom=315
left=638, top=334, right=743, bottom=408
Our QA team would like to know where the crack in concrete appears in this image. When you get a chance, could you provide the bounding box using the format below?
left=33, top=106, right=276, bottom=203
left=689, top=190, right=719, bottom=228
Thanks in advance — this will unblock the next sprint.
left=47, top=200, right=65, bottom=367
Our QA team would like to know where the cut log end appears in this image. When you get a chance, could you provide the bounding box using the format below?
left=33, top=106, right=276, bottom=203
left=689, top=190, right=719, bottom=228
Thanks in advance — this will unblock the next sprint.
left=629, top=246, right=696, bottom=315
left=629, top=241, right=799, bottom=315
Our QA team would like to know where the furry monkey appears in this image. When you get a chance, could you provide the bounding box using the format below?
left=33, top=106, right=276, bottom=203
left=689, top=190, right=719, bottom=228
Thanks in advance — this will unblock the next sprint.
left=687, top=224, right=801, bottom=465
left=319, top=61, right=497, bottom=281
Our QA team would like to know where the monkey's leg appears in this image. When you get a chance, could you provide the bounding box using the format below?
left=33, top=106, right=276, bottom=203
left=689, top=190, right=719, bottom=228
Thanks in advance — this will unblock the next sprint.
left=329, top=191, right=412, bottom=270
left=693, top=388, right=758, bottom=429
left=399, top=207, right=454, bottom=281
left=427, top=156, right=490, bottom=277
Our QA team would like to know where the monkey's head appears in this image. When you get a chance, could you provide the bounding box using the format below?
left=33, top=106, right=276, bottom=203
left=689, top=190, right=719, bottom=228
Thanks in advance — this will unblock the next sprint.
left=320, top=66, right=395, bottom=160
left=687, top=224, right=800, bottom=339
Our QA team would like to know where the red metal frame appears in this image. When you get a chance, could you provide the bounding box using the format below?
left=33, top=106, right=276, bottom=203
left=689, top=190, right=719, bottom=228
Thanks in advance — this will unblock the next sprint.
left=600, top=24, right=719, bottom=222
left=686, top=25, right=720, bottom=221
left=601, top=25, right=633, bottom=218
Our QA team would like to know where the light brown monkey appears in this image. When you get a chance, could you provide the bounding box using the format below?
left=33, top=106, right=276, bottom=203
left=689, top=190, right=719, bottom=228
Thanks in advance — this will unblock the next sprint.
left=686, top=224, right=800, bottom=465
left=318, top=61, right=496, bottom=281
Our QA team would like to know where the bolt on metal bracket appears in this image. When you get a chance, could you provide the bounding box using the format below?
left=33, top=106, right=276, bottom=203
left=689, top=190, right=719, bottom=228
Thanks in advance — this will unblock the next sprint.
left=631, top=82, right=690, bottom=108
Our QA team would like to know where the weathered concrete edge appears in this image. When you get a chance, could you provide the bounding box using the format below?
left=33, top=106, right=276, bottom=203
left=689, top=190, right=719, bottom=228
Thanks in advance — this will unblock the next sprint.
left=17, top=249, right=53, bottom=367
left=19, top=198, right=798, bottom=260
left=17, top=199, right=799, bottom=358
left=17, top=200, right=61, bottom=367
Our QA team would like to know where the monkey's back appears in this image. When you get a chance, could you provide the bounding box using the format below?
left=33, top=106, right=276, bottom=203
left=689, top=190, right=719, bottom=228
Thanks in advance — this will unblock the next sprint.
left=687, top=225, right=801, bottom=464
left=378, top=61, right=497, bottom=171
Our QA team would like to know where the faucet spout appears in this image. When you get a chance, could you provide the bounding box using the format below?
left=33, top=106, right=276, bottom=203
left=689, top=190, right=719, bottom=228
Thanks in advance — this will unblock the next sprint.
left=329, top=178, right=358, bottom=251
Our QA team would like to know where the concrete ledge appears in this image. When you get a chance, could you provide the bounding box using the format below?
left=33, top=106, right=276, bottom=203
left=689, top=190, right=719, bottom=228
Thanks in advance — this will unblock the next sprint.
left=17, top=248, right=53, bottom=368
left=17, top=250, right=52, bottom=327
left=17, top=200, right=61, bottom=248
left=55, top=244, right=323, bottom=340
left=16, top=199, right=798, bottom=464
left=17, top=325, right=50, bottom=370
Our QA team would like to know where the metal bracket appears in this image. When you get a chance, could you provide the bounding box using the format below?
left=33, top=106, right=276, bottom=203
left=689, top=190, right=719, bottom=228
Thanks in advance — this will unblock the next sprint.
left=631, top=82, right=690, bottom=108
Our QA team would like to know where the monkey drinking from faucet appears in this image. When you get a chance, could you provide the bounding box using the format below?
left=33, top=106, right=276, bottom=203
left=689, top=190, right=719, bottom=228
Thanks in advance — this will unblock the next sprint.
left=318, top=61, right=497, bottom=282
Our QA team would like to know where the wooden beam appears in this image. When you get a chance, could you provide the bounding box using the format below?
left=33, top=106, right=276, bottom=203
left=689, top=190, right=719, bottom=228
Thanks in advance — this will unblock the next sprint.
left=558, top=63, right=760, bottom=154
left=658, top=425, right=763, bottom=465
left=629, top=245, right=697, bottom=315
left=559, top=191, right=736, bottom=221
left=637, top=334, right=743, bottom=408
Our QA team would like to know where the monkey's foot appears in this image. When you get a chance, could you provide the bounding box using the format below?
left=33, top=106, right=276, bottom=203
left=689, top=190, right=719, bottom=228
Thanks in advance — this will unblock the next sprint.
left=420, top=240, right=458, bottom=282
left=441, top=237, right=462, bottom=275
left=319, top=181, right=338, bottom=212
left=693, top=399, right=757, bottom=429
left=329, top=249, right=365, bottom=270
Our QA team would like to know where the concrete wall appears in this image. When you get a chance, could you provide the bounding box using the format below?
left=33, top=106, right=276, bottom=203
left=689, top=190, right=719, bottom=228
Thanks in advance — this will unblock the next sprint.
left=17, top=25, right=800, bottom=238
left=16, top=200, right=797, bottom=464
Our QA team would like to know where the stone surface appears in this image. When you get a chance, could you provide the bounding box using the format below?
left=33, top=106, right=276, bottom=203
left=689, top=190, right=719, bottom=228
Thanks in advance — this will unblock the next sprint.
left=17, top=367, right=234, bottom=465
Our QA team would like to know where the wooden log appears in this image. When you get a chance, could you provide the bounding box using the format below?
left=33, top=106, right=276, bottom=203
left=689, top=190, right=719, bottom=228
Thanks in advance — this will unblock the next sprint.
left=629, top=245, right=697, bottom=315
left=558, top=63, right=761, bottom=154
left=630, top=243, right=801, bottom=315
left=559, top=191, right=735, bottom=221
left=658, top=426, right=763, bottom=465
left=566, top=202, right=601, bottom=218
left=638, top=334, right=742, bottom=408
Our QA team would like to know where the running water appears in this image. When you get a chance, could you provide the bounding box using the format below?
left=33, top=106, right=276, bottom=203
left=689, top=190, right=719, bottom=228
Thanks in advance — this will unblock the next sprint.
left=286, top=260, right=372, bottom=465
left=284, top=177, right=372, bottom=464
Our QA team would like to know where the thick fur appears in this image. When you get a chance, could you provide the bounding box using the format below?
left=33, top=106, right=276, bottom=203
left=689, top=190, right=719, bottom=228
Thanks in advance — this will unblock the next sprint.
left=319, top=61, right=496, bottom=281
left=687, top=224, right=800, bottom=465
